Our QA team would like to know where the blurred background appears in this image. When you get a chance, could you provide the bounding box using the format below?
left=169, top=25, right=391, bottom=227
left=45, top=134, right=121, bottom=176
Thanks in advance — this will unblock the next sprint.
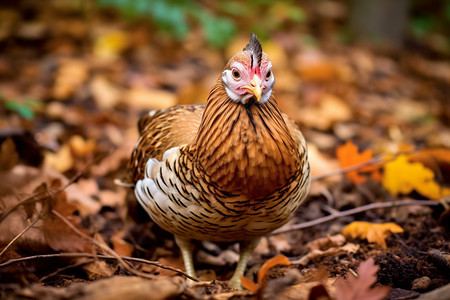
left=0, top=0, right=449, bottom=174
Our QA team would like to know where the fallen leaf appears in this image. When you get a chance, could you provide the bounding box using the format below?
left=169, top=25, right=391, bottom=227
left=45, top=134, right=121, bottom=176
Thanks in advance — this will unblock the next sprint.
left=335, top=258, right=391, bottom=300
left=305, top=234, right=346, bottom=251
left=241, top=254, right=291, bottom=292
left=93, top=29, right=128, bottom=60
left=44, top=144, right=73, bottom=173
left=124, top=87, right=177, bottom=110
left=0, top=138, right=19, bottom=170
left=295, top=51, right=339, bottom=82
left=342, top=221, right=404, bottom=248
left=299, top=94, right=352, bottom=130
left=83, top=260, right=118, bottom=280
left=111, top=230, right=134, bottom=257
left=382, top=154, right=450, bottom=200
left=42, top=179, right=93, bottom=253
left=241, top=276, right=259, bottom=292
left=68, top=135, right=96, bottom=157
left=308, top=142, right=340, bottom=180
left=408, top=148, right=450, bottom=184
left=52, top=59, right=88, bottom=100
left=336, top=141, right=381, bottom=183
left=90, top=75, right=122, bottom=109
left=300, top=243, right=360, bottom=266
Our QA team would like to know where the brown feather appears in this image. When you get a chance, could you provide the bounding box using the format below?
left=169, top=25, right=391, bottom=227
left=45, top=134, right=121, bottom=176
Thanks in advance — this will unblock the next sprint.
left=193, top=78, right=300, bottom=199
left=128, top=105, right=203, bottom=182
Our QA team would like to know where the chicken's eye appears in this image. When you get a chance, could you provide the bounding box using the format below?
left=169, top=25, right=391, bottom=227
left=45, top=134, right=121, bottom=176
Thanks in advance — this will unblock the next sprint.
left=232, top=69, right=241, bottom=80
left=266, top=70, right=272, bottom=80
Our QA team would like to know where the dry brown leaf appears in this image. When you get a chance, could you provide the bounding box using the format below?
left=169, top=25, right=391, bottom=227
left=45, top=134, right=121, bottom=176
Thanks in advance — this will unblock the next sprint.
left=90, top=75, right=122, bottom=109
left=305, top=234, right=346, bottom=251
left=0, top=138, right=19, bottom=171
left=42, top=179, right=92, bottom=253
left=98, top=189, right=126, bottom=207
left=52, top=59, right=88, bottom=100
left=298, top=94, right=352, bottom=130
left=292, top=243, right=360, bottom=266
left=124, top=87, right=177, bottom=110
left=307, top=143, right=340, bottom=182
left=156, top=256, right=185, bottom=277
left=342, top=221, right=404, bottom=248
left=90, top=140, right=135, bottom=177
left=335, top=258, right=391, bottom=300
left=83, top=260, right=118, bottom=280
left=111, top=230, right=134, bottom=257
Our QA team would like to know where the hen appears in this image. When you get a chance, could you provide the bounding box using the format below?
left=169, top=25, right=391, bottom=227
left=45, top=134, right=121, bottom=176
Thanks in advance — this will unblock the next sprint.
left=128, top=34, right=310, bottom=289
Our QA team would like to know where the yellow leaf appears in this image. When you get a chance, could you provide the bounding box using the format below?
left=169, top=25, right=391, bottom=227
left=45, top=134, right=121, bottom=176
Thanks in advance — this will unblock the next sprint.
left=342, top=221, right=403, bottom=248
left=382, top=154, right=450, bottom=200
left=44, top=144, right=73, bottom=173
left=94, top=30, right=128, bottom=60
left=336, top=141, right=381, bottom=184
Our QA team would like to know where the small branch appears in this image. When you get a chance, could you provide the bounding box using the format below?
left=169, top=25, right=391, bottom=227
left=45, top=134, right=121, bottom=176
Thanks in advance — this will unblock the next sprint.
left=52, top=210, right=152, bottom=280
left=311, top=153, right=396, bottom=182
left=0, top=168, right=85, bottom=224
left=0, top=215, right=41, bottom=257
left=51, top=210, right=199, bottom=282
left=39, top=258, right=95, bottom=282
left=271, top=199, right=440, bottom=235
left=0, top=252, right=198, bottom=281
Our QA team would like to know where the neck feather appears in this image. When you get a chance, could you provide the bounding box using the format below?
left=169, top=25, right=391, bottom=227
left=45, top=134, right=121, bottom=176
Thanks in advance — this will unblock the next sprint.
left=192, top=78, right=299, bottom=199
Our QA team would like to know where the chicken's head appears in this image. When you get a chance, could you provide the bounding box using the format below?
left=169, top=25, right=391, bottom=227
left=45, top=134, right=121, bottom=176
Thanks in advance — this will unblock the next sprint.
left=222, top=33, right=274, bottom=105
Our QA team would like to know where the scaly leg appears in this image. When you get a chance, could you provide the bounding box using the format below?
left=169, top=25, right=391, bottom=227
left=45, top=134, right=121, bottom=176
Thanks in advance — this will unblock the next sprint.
left=174, top=236, right=197, bottom=284
left=228, top=237, right=261, bottom=290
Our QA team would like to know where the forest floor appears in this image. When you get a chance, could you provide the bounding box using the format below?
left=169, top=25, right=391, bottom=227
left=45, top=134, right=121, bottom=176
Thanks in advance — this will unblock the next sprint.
left=0, top=2, right=449, bottom=300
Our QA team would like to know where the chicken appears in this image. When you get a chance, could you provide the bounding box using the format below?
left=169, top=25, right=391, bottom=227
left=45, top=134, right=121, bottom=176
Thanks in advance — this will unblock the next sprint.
left=128, top=33, right=310, bottom=289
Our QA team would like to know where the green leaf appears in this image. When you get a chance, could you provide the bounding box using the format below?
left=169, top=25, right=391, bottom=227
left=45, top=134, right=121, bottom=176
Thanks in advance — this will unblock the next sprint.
left=5, top=100, right=34, bottom=119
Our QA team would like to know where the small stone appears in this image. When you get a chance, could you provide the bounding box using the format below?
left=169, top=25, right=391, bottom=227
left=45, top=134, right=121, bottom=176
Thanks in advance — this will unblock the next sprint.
left=412, top=276, right=432, bottom=291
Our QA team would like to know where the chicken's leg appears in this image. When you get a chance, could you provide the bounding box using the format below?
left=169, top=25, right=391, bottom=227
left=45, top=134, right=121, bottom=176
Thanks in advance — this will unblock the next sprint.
left=175, top=236, right=197, bottom=284
left=228, top=237, right=261, bottom=289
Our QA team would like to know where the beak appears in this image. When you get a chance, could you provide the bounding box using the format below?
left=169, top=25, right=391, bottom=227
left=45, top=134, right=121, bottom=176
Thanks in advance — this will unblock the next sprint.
left=243, top=74, right=263, bottom=102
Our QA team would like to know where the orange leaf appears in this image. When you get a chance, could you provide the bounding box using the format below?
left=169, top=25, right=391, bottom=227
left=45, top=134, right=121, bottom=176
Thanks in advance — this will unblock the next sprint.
left=336, top=141, right=380, bottom=184
left=240, top=254, right=291, bottom=292
left=240, top=275, right=259, bottom=292
left=341, top=221, right=403, bottom=248
left=257, top=254, right=291, bottom=285
left=335, top=258, right=391, bottom=300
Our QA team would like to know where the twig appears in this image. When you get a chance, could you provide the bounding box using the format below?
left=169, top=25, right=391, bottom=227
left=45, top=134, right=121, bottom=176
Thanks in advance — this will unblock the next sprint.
left=52, top=210, right=152, bottom=280
left=0, top=168, right=85, bottom=224
left=271, top=200, right=440, bottom=235
left=51, top=210, right=199, bottom=282
left=39, top=258, right=95, bottom=282
left=311, top=153, right=395, bottom=182
left=0, top=252, right=198, bottom=281
left=0, top=215, right=41, bottom=257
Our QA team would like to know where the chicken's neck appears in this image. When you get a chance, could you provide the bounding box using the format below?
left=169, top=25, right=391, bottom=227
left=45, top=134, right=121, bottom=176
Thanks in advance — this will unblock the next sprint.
left=192, top=80, right=299, bottom=199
